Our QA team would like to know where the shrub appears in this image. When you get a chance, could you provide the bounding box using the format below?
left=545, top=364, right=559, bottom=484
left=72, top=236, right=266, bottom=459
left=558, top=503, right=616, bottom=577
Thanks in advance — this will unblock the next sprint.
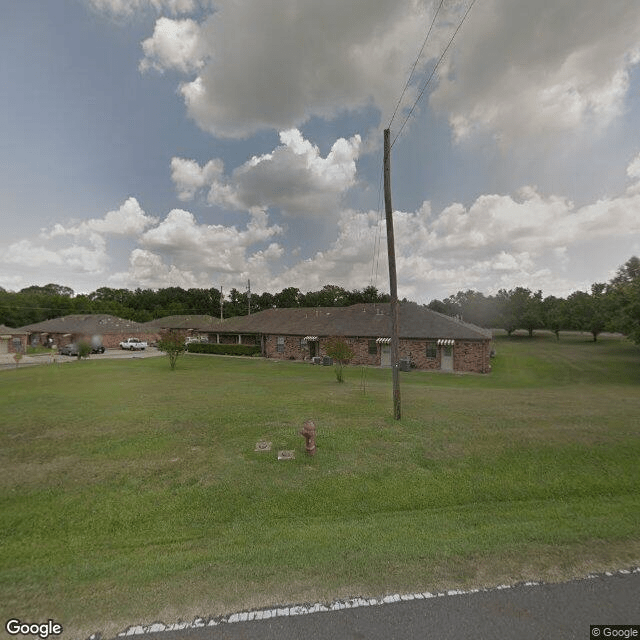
left=187, top=343, right=261, bottom=357
left=157, top=331, right=186, bottom=370
left=325, top=337, right=355, bottom=383
left=77, top=341, right=92, bottom=360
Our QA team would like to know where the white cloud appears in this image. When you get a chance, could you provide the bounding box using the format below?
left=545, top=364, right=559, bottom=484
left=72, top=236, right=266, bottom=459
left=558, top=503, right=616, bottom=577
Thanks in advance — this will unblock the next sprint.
left=140, top=209, right=281, bottom=264
left=627, top=152, right=640, bottom=182
left=86, top=0, right=205, bottom=18
left=1, top=198, right=157, bottom=277
left=106, top=208, right=285, bottom=289
left=266, top=169, right=640, bottom=300
left=139, top=18, right=205, bottom=73
left=170, top=157, right=233, bottom=203
left=430, top=0, right=640, bottom=144
left=128, top=0, right=640, bottom=146
left=172, top=129, right=361, bottom=217
left=176, top=0, right=447, bottom=137
left=4, top=240, right=65, bottom=268
left=3, top=236, right=108, bottom=274
left=111, top=249, right=203, bottom=289
left=59, top=236, right=109, bottom=273
left=44, top=197, right=157, bottom=239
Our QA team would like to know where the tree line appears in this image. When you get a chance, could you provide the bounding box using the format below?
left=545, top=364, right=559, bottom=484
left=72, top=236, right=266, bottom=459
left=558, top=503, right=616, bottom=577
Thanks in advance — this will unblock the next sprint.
left=1, top=257, right=638, bottom=345
left=427, top=256, right=640, bottom=344
left=0, top=283, right=390, bottom=328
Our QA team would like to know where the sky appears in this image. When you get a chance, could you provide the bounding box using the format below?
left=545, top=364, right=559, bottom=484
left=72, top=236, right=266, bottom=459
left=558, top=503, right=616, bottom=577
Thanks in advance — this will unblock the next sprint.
left=1, top=0, right=640, bottom=303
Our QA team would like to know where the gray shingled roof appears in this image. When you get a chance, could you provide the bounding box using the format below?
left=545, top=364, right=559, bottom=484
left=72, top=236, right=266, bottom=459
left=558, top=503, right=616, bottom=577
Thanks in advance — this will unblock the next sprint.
left=0, top=324, right=27, bottom=334
left=216, top=303, right=491, bottom=340
left=143, top=315, right=224, bottom=331
left=18, top=314, right=149, bottom=334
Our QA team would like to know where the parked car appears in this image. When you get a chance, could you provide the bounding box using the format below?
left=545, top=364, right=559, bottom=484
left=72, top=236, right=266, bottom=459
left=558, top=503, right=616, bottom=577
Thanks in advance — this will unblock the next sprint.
left=91, top=344, right=105, bottom=354
left=58, top=343, right=79, bottom=356
left=119, top=338, right=147, bottom=350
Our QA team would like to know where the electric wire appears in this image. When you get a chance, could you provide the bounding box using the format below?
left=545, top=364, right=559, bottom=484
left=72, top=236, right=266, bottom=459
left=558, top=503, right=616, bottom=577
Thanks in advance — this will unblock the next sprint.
left=369, top=163, right=385, bottom=290
left=391, top=0, right=478, bottom=149
left=387, top=0, right=445, bottom=131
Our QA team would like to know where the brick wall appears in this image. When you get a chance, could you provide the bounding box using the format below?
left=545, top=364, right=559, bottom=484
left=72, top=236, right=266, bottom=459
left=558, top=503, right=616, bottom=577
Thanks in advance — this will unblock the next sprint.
left=340, top=337, right=380, bottom=366
left=1, top=334, right=28, bottom=354
left=453, top=339, right=491, bottom=373
left=264, top=335, right=307, bottom=360
left=399, top=339, right=441, bottom=370
left=262, top=334, right=490, bottom=373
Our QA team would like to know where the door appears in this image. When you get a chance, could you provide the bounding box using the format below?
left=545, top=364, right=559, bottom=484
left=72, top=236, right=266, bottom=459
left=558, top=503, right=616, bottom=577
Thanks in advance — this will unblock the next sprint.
left=441, top=345, right=453, bottom=371
left=380, top=343, right=391, bottom=367
left=0, top=339, right=8, bottom=354
left=309, top=341, right=318, bottom=358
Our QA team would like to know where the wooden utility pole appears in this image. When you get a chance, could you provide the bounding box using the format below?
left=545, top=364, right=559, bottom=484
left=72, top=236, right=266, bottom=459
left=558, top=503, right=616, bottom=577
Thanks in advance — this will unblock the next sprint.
left=247, top=279, right=251, bottom=315
left=220, top=286, right=223, bottom=321
left=384, top=128, right=401, bottom=420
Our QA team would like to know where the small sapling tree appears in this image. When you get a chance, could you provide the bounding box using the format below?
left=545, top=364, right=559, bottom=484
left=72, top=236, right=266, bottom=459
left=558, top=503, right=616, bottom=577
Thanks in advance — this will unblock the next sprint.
left=77, top=341, right=92, bottom=360
left=157, top=331, right=186, bottom=370
left=325, top=337, right=354, bottom=383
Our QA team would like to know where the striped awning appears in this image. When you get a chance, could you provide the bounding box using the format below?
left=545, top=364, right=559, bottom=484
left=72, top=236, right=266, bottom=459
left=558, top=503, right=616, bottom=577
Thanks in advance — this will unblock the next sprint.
left=304, top=336, right=319, bottom=341
left=437, top=339, right=455, bottom=346
left=376, top=337, right=391, bottom=344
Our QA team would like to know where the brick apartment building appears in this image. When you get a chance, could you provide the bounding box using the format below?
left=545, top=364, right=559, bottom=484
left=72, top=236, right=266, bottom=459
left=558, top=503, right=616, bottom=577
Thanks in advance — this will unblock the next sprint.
left=214, top=303, right=493, bottom=373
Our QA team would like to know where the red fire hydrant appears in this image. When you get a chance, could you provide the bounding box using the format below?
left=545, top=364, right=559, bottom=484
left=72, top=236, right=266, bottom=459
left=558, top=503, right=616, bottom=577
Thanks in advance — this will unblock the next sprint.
left=299, top=419, right=317, bottom=456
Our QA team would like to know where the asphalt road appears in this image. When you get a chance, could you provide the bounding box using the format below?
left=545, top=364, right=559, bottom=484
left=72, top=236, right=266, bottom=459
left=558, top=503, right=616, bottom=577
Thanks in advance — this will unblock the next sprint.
left=112, top=570, right=639, bottom=640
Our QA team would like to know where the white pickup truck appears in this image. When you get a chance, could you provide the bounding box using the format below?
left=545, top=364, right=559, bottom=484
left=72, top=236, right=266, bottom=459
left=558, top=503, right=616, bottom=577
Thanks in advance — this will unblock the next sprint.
left=119, top=337, right=147, bottom=350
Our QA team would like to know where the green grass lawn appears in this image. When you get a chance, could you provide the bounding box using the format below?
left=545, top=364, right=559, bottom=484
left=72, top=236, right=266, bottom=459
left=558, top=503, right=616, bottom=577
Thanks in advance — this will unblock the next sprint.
left=1, top=333, right=639, bottom=638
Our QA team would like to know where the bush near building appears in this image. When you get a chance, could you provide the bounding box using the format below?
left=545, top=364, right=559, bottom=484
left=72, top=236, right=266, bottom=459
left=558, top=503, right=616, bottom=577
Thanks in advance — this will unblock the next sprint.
left=187, top=343, right=261, bottom=357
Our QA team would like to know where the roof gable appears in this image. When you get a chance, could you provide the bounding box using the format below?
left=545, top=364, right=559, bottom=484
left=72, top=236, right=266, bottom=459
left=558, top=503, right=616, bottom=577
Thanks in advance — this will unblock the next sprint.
left=0, top=324, right=27, bottom=334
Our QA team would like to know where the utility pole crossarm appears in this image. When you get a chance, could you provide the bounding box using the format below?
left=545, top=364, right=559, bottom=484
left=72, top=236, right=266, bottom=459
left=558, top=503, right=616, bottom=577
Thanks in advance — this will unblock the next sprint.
left=383, top=128, right=401, bottom=420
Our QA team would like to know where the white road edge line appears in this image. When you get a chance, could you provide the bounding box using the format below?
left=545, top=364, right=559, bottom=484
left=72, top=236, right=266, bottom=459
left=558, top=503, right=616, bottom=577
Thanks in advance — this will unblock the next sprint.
left=107, top=567, right=640, bottom=639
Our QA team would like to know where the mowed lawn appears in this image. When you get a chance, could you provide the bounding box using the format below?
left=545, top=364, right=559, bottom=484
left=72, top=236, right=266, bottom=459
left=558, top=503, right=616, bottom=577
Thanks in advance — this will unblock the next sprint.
left=1, top=333, right=639, bottom=638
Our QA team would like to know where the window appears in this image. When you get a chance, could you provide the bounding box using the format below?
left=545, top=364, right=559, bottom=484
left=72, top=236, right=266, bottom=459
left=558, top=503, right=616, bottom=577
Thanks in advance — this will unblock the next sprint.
left=276, top=336, right=285, bottom=353
left=368, top=339, right=377, bottom=355
left=426, top=341, right=437, bottom=358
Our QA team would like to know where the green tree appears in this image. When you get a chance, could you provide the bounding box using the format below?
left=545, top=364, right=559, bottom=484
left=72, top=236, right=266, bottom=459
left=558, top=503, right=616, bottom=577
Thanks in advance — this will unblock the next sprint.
left=157, top=331, right=186, bottom=370
left=565, top=287, right=608, bottom=341
left=521, top=290, right=543, bottom=337
left=324, top=337, right=355, bottom=383
left=274, top=287, right=302, bottom=309
left=607, top=256, right=640, bottom=344
left=542, top=295, right=567, bottom=340
left=496, top=289, right=519, bottom=335
left=77, top=341, right=92, bottom=360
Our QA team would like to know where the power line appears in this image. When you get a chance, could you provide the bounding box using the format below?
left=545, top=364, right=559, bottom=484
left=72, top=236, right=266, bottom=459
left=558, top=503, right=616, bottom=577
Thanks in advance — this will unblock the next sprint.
left=391, top=0, right=478, bottom=149
left=387, top=0, right=445, bottom=131
left=369, top=163, right=385, bottom=290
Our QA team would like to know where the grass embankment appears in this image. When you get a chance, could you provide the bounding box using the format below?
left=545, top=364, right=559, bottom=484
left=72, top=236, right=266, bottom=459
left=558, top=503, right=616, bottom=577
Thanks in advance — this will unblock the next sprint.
left=1, top=333, right=639, bottom=638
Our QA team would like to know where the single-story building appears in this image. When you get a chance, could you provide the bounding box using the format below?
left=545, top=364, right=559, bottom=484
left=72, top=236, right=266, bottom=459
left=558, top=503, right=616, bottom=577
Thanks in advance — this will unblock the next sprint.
left=143, top=315, right=259, bottom=346
left=214, top=303, right=493, bottom=373
left=19, top=315, right=159, bottom=350
left=143, top=315, right=224, bottom=340
left=0, top=325, right=28, bottom=354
